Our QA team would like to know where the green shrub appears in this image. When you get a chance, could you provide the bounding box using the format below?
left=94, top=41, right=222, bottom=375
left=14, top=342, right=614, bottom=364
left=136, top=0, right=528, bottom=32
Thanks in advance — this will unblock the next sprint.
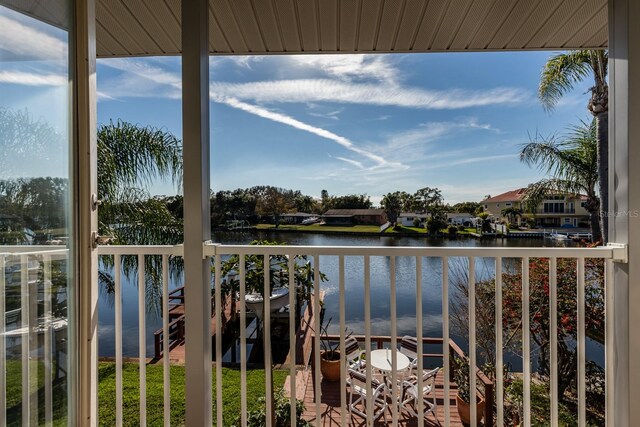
left=239, top=388, right=311, bottom=427
left=447, top=225, right=458, bottom=236
left=412, top=217, right=422, bottom=227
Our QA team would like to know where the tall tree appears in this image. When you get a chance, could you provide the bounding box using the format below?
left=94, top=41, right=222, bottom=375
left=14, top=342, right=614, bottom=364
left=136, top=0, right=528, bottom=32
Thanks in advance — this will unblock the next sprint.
left=520, top=119, right=601, bottom=242
left=413, top=187, right=443, bottom=213
left=381, top=192, right=402, bottom=225
left=539, top=49, right=608, bottom=242
left=98, top=120, right=183, bottom=245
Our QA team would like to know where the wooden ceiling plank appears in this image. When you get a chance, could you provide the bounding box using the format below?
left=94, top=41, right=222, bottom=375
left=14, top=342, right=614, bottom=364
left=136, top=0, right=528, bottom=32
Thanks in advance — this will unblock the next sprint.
left=394, top=0, right=428, bottom=51
left=487, top=0, right=542, bottom=49
left=542, top=0, right=606, bottom=48
left=563, top=5, right=607, bottom=48
left=211, top=0, right=249, bottom=53
left=375, top=0, right=406, bottom=51
left=273, top=0, right=302, bottom=52
left=318, top=0, right=338, bottom=51
left=96, top=2, right=142, bottom=55
left=357, top=0, right=384, bottom=51
left=449, top=0, right=495, bottom=50
left=227, top=0, right=267, bottom=52
left=250, top=0, right=284, bottom=52
left=296, top=0, right=319, bottom=51
left=412, top=0, right=449, bottom=51
left=209, top=9, right=232, bottom=53
left=339, top=0, right=360, bottom=52
left=431, top=0, right=473, bottom=50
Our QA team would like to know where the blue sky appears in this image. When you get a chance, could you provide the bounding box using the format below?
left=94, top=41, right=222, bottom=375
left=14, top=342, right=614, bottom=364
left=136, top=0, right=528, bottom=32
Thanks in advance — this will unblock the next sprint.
left=1, top=5, right=595, bottom=205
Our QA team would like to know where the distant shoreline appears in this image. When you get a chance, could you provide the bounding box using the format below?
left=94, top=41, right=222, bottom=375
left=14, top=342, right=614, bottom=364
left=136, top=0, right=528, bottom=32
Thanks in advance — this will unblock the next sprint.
left=214, top=225, right=545, bottom=239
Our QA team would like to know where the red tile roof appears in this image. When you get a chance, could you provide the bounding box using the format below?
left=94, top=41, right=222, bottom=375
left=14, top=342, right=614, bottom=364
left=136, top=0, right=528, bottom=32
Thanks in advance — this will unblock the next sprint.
left=483, top=189, right=589, bottom=203
left=482, top=188, right=527, bottom=203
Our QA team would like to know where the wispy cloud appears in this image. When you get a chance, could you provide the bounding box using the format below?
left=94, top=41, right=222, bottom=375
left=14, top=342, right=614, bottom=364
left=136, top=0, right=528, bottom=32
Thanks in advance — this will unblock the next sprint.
left=334, top=156, right=365, bottom=169
left=380, top=118, right=500, bottom=153
left=215, top=95, right=405, bottom=171
left=0, top=70, right=66, bottom=86
left=287, top=54, right=399, bottom=83
left=210, top=79, right=530, bottom=110
left=0, top=14, right=66, bottom=61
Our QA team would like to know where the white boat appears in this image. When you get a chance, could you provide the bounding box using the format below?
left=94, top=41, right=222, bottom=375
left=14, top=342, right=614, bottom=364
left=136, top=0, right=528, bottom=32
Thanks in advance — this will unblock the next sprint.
left=549, top=232, right=569, bottom=240
left=244, top=287, right=290, bottom=322
left=301, top=217, right=320, bottom=225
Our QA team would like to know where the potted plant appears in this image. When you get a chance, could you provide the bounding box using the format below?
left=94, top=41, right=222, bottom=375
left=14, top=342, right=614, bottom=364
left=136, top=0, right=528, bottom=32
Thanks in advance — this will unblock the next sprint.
left=453, top=355, right=485, bottom=426
left=315, top=318, right=346, bottom=382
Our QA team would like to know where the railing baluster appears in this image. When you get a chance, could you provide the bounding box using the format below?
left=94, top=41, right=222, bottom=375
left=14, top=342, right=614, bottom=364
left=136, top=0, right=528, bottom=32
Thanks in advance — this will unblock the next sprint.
left=215, top=254, right=223, bottom=426
left=390, top=255, right=398, bottom=426
left=43, top=254, right=53, bottom=427
left=288, top=254, right=297, bottom=427
left=495, top=257, right=504, bottom=427
left=240, top=257, right=248, bottom=427
left=416, top=256, right=424, bottom=427
left=162, top=254, right=170, bottom=427
left=577, top=258, right=586, bottom=426
left=550, top=257, right=558, bottom=427
left=21, top=254, right=30, bottom=427
left=29, top=254, right=38, bottom=426
left=605, top=258, right=614, bottom=427
left=0, top=254, right=6, bottom=427
left=468, top=256, right=477, bottom=427
left=442, top=256, right=450, bottom=427
left=364, top=255, right=373, bottom=425
left=264, top=254, right=273, bottom=427
left=523, top=257, right=531, bottom=427
left=138, top=254, right=146, bottom=426
left=339, top=255, right=347, bottom=427
left=313, top=255, right=321, bottom=427
left=115, top=254, right=123, bottom=427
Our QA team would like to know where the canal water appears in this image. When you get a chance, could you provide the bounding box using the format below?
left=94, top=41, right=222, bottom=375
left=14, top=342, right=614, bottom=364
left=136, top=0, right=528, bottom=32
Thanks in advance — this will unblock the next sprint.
left=97, top=231, right=603, bottom=370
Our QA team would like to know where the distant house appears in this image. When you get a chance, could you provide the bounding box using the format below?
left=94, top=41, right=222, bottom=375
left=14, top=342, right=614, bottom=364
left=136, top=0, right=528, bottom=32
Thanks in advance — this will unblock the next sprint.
left=280, top=212, right=317, bottom=224
left=446, top=212, right=474, bottom=226
left=398, top=212, right=430, bottom=227
left=482, top=189, right=589, bottom=228
left=322, top=209, right=387, bottom=226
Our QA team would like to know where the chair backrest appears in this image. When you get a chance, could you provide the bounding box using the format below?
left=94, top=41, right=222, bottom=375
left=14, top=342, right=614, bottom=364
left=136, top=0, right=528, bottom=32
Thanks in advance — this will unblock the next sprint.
left=344, top=336, right=362, bottom=363
left=348, top=368, right=381, bottom=389
left=420, top=367, right=440, bottom=390
left=400, top=336, right=419, bottom=360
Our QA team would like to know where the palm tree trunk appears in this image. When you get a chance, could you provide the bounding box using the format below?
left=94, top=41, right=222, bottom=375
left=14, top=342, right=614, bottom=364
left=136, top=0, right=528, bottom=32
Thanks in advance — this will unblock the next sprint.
left=589, top=209, right=602, bottom=243
left=596, top=111, right=609, bottom=243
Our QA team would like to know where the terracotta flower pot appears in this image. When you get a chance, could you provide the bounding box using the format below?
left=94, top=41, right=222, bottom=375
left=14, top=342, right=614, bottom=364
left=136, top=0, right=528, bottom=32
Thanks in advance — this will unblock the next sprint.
left=320, top=350, right=341, bottom=382
left=456, top=393, right=484, bottom=426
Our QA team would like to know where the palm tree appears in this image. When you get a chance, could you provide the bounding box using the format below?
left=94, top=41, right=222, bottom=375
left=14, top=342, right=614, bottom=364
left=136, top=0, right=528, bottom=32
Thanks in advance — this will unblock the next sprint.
left=98, top=120, right=183, bottom=244
left=381, top=192, right=402, bottom=225
left=539, top=49, right=608, bottom=242
left=520, top=119, right=601, bottom=243
left=97, top=120, right=183, bottom=313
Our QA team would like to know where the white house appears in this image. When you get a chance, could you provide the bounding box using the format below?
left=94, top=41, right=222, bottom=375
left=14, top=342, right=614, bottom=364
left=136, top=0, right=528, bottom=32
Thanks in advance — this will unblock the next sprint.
left=398, top=212, right=430, bottom=227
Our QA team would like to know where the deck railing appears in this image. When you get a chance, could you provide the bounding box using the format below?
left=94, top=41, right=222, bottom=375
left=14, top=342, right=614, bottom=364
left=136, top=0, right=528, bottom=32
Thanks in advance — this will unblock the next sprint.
left=1, top=243, right=623, bottom=426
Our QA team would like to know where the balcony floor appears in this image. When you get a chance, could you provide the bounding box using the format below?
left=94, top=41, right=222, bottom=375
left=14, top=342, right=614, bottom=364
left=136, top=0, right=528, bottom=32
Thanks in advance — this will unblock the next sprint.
left=295, top=368, right=465, bottom=426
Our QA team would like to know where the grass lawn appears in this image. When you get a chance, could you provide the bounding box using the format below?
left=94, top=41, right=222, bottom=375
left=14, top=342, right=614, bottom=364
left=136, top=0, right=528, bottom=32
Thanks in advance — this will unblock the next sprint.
left=256, top=223, right=382, bottom=233
left=98, top=362, right=288, bottom=426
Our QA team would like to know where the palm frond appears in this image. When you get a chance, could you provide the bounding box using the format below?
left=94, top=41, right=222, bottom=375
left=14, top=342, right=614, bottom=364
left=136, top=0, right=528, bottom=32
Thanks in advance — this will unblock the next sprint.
left=98, top=120, right=183, bottom=200
left=538, top=51, right=593, bottom=112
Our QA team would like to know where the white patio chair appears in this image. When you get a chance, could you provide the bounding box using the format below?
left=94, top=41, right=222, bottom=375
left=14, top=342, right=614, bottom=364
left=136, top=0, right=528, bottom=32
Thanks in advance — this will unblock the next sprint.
left=399, top=336, right=419, bottom=373
left=347, top=368, right=388, bottom=423
left=344, top=336, right=365, bottom=372
left=400, top=367, right=441, bottom=424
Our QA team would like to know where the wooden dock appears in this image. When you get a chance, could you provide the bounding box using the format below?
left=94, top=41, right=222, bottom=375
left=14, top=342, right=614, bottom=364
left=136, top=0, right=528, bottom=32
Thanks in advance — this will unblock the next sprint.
left=151, top=290, right=234, bottom=364
left=288, top=368, right=465, bottom=426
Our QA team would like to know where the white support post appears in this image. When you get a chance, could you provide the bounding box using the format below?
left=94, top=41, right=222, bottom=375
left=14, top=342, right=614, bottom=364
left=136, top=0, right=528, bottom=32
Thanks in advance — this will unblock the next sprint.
left=609, top=0, right=639, bottom=425
left=182, top=0, right=212, bottom=424
left=75, top=0, right=98, bottom=425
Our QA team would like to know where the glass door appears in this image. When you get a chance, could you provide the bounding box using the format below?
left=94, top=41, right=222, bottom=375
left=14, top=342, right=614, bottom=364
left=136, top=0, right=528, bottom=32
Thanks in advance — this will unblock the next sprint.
left=1, top=2, right=74, bottom=424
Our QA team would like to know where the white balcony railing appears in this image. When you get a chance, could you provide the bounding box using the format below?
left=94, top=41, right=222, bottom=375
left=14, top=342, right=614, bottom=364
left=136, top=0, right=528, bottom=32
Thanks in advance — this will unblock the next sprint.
left=1, top=244, right=622, bottom=426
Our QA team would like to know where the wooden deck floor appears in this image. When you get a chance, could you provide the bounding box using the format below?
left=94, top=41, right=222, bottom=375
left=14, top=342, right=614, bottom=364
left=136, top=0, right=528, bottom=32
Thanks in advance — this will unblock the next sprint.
left=295, top=368, right=465, bottom=426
